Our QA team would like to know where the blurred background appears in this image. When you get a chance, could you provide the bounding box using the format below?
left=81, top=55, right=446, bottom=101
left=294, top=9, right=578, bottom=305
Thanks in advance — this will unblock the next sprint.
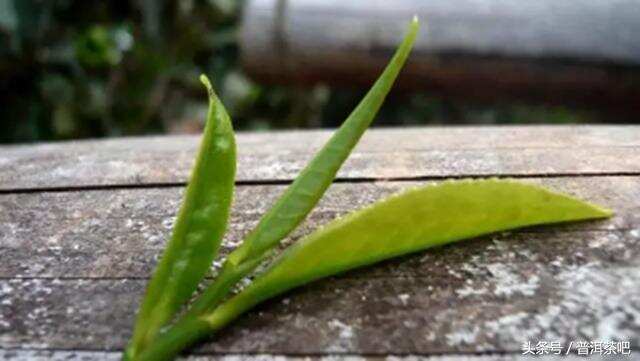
left=1, top=0, right=638, bottom=144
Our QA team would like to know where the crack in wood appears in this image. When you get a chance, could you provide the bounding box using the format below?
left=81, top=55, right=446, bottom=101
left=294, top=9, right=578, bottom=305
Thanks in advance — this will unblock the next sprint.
left=0, top=172, right=638, bottom=195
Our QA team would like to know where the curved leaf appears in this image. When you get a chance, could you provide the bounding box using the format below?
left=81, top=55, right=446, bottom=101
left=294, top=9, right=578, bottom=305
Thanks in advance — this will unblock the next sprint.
left=125, top=75, right=236, bottom=359
left=225, top=179, right=611, bottom=303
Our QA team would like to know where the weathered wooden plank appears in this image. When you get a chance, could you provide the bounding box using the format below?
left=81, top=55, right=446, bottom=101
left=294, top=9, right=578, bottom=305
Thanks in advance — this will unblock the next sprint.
left=1, top=177, right=637, bottom=278
left=1, top=230, right=639, bottom=353
left=1, top=175, right=639, bottom=355
left=0, top=126, right=638, bottom=190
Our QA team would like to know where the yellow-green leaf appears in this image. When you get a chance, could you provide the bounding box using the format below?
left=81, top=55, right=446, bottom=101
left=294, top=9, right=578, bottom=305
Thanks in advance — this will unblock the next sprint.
left=227, top=180, right=611, bottom=303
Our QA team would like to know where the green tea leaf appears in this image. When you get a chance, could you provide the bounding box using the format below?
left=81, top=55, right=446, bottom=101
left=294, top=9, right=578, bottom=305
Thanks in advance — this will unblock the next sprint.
left=137, top=179, right=610, bottom=361
left=221, top=179, right=611, bottom=307
left=228, top=17, right=420, bottom=266
left=124, top=75, right=236, bottom=360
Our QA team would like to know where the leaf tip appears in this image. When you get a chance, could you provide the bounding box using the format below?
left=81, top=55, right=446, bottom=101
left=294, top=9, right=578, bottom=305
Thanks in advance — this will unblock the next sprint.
left=406, top=15, right=421, bottom=42
left=589, top=204, right=614, bottom=219
left=200, top=74, right=215, bottom=100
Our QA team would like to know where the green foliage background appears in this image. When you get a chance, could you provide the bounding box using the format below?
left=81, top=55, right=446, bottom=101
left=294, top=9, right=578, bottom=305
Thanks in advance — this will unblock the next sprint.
left=0, top=0, right=594, bottom=144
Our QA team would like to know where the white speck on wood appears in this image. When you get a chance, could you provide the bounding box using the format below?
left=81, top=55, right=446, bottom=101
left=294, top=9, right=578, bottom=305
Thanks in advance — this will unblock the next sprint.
left=327, top=319, right=355, bottom=352
left=484, top=312, right=533, bottom=339
left=456, top=285, right=488, bottom=297
left=445, top=325, right=479, bottom=346
left=487, top=263, right=539, bottom=297
left=398, top=293, right=410, bottom=305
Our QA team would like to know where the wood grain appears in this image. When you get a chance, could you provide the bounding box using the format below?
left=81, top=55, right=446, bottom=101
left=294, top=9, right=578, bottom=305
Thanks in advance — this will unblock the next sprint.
left=1, top=126, right=639, bottom=359
left=1, top=126, right=638, bottom=191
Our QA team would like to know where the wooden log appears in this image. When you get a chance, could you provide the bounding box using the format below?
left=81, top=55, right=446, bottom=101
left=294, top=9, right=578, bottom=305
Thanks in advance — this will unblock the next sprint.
left=1, top=126, right=639, bottom=191
left=240, top=0, right=640, bottom=109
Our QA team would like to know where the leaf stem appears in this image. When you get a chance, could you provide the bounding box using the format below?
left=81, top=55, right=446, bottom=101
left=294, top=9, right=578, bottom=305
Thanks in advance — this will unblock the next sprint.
left=137, top=317, right=213, bottom=361
left=137, top=281, right=267, bottom=361
left=185, top=255, right=265, bottom=316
